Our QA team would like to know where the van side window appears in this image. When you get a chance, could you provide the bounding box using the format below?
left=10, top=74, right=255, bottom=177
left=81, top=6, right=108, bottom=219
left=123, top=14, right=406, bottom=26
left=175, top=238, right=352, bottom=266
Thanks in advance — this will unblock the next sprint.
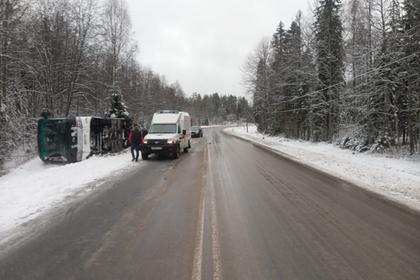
left=178, top=125, right=181, bottom=133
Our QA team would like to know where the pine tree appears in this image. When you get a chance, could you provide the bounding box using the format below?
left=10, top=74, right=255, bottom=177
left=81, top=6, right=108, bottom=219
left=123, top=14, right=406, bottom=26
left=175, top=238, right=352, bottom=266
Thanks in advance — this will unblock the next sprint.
left=254, top=58, right=270, bottom=132
left=344, top=0, right=370, bottom=128
left=107, top=85, right=129, bottom=119
left=283, top=20, right=305, bottom=137
left=402, top=0, right=420, bottom=153
left=314, top=0, right=345, bottom=141
left=300, top=48, right=317, bottom=140
left=270, top=21, right=287, bottom=134
left=365, top=0, right=404, bottom=147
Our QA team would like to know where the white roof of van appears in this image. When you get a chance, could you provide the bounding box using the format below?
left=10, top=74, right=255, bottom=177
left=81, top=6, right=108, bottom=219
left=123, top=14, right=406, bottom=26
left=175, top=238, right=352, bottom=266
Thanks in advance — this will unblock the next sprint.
left=152, top=113, right=181, bottom=124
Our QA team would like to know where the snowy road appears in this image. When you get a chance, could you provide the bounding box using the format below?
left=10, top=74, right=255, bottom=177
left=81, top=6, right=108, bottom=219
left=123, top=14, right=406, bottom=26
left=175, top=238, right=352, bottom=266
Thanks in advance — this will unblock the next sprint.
left=1, top=127, right=420, bottom=279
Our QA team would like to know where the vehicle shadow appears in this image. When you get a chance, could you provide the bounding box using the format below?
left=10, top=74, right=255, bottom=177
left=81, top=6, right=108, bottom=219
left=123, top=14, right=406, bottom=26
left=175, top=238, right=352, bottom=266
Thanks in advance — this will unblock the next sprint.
left=143, top=153, right=177, bottom=162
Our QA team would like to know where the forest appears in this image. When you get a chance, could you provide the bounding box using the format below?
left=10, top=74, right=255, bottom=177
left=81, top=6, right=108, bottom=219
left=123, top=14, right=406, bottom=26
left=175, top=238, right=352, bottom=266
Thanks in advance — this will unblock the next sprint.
left=244, top=0, right=419, bottom=154
left=0, top=0, right=250, bottom=169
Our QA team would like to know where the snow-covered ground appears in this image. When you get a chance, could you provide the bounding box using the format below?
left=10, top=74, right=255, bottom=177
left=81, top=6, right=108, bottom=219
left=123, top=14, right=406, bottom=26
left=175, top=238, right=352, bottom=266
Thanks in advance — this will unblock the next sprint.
left=201, top=124, right=229, bottom=128
left=0, top=151, right=140, bottom=246
left=225, top=125, right=420, bottom=212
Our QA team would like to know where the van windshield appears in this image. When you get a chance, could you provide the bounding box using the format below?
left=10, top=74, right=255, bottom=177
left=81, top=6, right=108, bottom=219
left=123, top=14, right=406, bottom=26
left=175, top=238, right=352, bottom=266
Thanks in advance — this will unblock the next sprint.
left=149, top=124, right=177, bottom=134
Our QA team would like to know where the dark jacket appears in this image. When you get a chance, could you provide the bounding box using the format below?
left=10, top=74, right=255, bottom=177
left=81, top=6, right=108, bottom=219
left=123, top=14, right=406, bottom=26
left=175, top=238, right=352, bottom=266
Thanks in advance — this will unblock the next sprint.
left=129, top=129, right=142, bottom=145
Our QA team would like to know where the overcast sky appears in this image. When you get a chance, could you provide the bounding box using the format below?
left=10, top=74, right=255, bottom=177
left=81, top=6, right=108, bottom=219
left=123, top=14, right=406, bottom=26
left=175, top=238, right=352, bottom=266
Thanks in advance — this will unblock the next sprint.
left=126, top=0, right=312, bottom=97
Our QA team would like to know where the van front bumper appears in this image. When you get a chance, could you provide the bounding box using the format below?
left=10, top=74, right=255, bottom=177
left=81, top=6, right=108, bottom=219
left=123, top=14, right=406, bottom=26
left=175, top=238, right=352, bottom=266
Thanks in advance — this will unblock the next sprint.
left=139, top=143, right=178, bottom=154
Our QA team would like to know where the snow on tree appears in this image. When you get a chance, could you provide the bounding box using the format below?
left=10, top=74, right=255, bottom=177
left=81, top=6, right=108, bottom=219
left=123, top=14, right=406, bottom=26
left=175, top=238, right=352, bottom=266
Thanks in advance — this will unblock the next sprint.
left=241, top=0, right=419, bottom=154
left=107, top=86, right=129, bottom=119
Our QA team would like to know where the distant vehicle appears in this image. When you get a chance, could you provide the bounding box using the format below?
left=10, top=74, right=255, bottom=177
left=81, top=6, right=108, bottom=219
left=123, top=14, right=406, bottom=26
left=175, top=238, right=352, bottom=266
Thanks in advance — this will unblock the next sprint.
left=140, top=110, right=191, bottom=159
left=191, top=126, right=203, bottom=138
left=38, top=117, right=130, bottom=163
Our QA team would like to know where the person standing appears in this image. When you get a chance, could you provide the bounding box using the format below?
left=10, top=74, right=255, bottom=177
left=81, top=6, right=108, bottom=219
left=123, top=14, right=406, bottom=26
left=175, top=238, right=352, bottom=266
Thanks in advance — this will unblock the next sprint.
left=128, top=124, right=142, bottom=161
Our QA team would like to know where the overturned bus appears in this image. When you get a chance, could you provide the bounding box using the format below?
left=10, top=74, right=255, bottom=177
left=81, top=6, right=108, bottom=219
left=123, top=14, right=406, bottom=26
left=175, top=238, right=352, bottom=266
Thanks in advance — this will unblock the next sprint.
left=38, top=117, right=130, bottom=163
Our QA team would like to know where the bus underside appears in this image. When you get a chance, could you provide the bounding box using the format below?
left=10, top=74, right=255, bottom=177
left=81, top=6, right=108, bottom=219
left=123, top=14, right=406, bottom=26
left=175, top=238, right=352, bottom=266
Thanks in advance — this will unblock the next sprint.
left=38, top=117, right=129, bottom=163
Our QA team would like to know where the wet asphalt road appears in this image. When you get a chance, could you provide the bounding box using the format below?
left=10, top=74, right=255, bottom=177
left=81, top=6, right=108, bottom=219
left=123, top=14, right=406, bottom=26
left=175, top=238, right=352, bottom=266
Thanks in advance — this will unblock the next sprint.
left=1, top=127, right=420, bottom=280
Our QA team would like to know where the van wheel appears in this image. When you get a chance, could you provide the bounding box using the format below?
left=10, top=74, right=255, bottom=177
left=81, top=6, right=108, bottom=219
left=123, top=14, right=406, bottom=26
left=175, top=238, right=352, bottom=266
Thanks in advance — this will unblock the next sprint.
left=141, top=153, right=149, bottom=160
left=174, top=145, right=180, bottom=159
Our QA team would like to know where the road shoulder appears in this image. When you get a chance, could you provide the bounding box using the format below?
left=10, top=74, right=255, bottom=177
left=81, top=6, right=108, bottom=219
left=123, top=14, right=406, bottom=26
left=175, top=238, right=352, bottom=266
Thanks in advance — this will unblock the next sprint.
left=223, top=126, right=420, bottom=215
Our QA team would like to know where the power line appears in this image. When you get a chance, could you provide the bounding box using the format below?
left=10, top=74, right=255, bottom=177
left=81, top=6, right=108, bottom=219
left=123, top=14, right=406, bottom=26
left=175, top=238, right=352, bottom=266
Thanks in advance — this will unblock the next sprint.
left=271, top=51, right=420, bottom=110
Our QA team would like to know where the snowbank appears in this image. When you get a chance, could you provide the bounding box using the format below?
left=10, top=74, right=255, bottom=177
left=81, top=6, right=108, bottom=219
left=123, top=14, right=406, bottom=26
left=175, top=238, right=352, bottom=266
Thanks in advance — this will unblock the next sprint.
left=0, top=150, right=140, bottom=245
left=200, top=124, right=226, bottom=128
left=225, top=125, right=420, bottom=212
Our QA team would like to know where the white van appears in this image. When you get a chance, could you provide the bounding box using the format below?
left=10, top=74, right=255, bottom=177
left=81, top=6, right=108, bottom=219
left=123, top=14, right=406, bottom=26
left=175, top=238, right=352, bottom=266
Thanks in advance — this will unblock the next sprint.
left=140, top=110, right=191, bottom=159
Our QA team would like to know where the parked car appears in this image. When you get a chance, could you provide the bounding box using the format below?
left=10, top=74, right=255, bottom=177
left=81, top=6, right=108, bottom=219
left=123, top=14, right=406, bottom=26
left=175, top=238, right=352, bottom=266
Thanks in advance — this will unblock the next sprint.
left=191, top=126, right=203, bottom=138
left=140, top=110, right=191, bottom=159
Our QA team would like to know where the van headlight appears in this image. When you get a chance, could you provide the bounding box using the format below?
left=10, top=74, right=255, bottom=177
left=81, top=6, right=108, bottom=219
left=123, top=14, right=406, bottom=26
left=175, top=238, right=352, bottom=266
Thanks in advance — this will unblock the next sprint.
left=143, top=140, right=148, bottom=144
left=167, top=139, right=175, bottom=144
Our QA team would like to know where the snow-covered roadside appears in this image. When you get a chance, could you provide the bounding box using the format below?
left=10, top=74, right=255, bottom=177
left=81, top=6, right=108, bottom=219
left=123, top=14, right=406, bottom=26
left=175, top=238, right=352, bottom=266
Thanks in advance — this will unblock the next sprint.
left=225, top=125, right=420, bottom=212
left=0, top=150, right=141, bottom=246
left=201, top=124, right=229, bottom=128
